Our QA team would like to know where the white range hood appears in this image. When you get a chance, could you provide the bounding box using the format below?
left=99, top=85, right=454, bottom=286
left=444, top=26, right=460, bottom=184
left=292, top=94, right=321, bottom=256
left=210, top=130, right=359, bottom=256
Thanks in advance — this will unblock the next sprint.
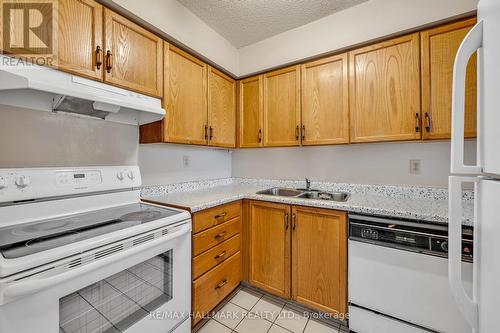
left=0, top=56, right=165, bottom=125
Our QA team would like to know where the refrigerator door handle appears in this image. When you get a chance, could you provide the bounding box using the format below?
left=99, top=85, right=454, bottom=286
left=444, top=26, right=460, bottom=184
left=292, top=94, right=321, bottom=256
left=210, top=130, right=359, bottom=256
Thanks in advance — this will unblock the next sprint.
left=451, top=21, right=483, bottom=174
left=448, top=176, right=478, bottom=330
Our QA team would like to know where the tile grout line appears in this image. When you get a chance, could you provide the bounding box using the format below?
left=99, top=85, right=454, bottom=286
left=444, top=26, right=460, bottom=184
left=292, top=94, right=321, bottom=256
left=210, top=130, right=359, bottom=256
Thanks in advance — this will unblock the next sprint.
left=231, top=289, right=264, bottom=333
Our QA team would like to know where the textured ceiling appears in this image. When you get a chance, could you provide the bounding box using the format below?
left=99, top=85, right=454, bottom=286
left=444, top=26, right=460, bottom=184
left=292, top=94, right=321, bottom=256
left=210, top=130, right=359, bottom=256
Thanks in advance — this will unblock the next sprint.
left=178, top=0, right=368, bottom=48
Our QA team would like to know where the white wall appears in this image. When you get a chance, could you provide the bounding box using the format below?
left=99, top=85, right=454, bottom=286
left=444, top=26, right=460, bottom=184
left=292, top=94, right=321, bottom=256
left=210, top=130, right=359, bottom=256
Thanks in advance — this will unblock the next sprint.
left=0, top=106, right=138, bottom=167
left=238, top=0, right=477, bottom=75
left=232, top=141, right=477, bottom=187
left=112, top=0, right=239, bottom=76
left=138, top=144, right=232, bottom=186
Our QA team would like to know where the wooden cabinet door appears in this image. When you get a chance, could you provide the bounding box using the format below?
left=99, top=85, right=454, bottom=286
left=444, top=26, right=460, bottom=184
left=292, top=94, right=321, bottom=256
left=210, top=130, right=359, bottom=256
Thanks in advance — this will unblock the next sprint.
left=421, top=18, right=477, bottom=140
left=238, top=75, right=263, bottom=147
left=301, top=54, right=349, bottom=145
left=164, top=44, right=208, bottom=145
left=57, top=0, right=103, bottom=80
left=208, top=66, right=236, bottom=148
left=292, top=206, right=347, bottom=315
left=263, top=66, right=301, bottom=147
left=349, top=33, right=421, bottom=143
left=249, top=201, right=291, bottom=298
left=103, top=9, right=163, bottom=97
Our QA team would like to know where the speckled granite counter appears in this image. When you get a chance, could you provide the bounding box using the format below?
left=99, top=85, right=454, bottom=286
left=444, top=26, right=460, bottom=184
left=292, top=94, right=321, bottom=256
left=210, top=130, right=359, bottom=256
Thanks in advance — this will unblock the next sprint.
left=141, top=178, right=474, bottom=226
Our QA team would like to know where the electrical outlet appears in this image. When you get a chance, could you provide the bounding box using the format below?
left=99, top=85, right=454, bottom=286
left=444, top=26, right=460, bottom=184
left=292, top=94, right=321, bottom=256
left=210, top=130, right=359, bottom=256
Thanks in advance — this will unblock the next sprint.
left=182, top=155, right=190, bottom=168
left=410, top=159, right=421, bottom=175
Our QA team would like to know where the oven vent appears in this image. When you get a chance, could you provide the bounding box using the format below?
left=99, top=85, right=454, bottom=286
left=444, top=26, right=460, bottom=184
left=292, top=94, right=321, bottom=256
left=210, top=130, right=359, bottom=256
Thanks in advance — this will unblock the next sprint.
left=132, top=233, right=155, bottom=246
left=68, top=258, right=82, bottom=269
left=94, top=244, right=124, bottom=260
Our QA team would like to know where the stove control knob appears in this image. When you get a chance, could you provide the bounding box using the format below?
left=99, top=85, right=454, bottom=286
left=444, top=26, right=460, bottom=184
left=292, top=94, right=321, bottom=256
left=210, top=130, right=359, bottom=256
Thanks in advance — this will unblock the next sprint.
left=15, top=175, right=31, bottom=188
left=0, top=176, right=7, bottom=189
left=116, top=171, right=125, bottom=181
left=127, top=171, right=135, bottom=180
left=441, top=241, right=448, bottom=252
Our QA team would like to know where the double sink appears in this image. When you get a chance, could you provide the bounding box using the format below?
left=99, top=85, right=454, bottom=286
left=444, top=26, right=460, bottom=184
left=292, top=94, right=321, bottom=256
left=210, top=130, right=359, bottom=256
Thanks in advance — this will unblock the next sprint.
left=256, top=187, right=350, bottom=202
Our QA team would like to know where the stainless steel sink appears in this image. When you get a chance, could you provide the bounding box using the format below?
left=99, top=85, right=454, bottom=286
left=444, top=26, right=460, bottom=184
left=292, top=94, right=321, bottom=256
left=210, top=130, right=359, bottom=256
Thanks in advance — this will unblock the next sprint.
left=256, top=188, right=304, bottom=197
left=256, top=187, right=349, bottom=202
left=297, top=191, right=350, bottom=202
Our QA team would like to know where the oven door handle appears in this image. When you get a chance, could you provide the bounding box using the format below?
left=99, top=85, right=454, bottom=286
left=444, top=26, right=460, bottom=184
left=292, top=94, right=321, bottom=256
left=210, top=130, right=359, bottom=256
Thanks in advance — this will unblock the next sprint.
left=3, top=223, right=191, bottom=300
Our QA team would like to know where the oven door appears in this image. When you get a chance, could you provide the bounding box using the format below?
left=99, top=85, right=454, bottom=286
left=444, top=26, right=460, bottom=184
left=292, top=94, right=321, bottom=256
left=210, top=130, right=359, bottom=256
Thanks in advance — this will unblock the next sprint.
left=0, top=221, right=191, bottom=333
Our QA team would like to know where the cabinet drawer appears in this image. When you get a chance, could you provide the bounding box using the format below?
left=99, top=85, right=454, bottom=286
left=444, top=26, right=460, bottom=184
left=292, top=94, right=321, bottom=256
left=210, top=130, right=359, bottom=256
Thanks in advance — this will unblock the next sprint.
left=193, top=234, right=241, bottom=279
left=193, top=217, right=241, bottom=256
left=193, top=201, right=242, bottom=234
left=193, top=252, right=241, bottom=323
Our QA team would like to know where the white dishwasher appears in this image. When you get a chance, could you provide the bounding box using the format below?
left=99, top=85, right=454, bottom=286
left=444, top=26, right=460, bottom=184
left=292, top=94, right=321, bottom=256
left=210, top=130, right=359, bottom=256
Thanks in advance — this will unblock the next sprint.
left=348, top=214, right=473, bottom=333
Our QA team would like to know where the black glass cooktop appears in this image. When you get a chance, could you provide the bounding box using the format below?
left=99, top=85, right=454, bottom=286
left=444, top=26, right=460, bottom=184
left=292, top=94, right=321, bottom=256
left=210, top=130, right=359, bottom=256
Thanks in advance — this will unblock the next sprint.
left=0, top=203, right=181, bottom=259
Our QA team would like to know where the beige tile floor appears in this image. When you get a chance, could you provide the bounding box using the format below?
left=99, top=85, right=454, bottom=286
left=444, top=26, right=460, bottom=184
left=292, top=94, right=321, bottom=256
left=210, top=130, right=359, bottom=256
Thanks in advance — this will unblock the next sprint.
left=196, top=288, right=349, bottom=333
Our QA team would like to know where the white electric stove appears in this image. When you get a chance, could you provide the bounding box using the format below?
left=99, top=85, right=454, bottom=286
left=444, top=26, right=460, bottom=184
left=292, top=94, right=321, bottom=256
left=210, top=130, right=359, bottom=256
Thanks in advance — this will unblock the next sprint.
left=0, top=166, right=191, bottom=333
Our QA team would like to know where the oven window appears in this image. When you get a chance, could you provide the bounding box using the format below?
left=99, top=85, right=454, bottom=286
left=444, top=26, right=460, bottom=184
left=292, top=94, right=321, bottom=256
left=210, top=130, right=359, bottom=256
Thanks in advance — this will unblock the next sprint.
left=59, top=250, right=173, bottom=333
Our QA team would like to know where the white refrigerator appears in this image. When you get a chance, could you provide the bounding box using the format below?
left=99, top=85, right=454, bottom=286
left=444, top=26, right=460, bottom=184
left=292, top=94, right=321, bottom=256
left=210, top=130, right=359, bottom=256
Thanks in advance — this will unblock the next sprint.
left=449, top=0, right=500, bottom=333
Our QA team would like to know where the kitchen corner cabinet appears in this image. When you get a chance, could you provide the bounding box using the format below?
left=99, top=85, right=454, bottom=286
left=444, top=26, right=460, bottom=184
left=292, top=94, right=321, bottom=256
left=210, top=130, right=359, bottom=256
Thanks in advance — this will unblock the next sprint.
left=349, top=33, right=421, bottom=143
left=238, top=75, right=264, bottom=148
left=163, top=44, right=208, bottom=145
left=56, top=0, right=103, bottom=80
left=103, top=9, right=163, bottom=97
left=263, top=66, right=301, bottom=147
left=292, top=206, right=347, bottom=315
left=208, top=66, right=237, bottom=147
left=421, top=18, right=477, bottom=140
left=301, top=54, right=349, bottom=145
left=248, top=201, right=291, bottom=298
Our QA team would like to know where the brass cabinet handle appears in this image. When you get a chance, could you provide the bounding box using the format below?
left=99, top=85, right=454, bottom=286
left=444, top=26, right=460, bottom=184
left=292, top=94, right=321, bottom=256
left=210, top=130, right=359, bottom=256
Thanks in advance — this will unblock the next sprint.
left=301, top=125, right=306, bottom=141
left=209, top=126, right=214, bottom=140
left=284, top=212, right=289, bottom=230
left=214, top=251, right=227, bottom=260
left=214, top=212, right=227, bottom=220
left=292, top=213, right=296, bottom=231
left=258, top=129, right=262, bottom=143
left=415, top=113, right=421, bottom=133
left=215, top=279, right=228, bottom=289
left=214, top=231, right=226, bottom=240
left=425, top=112, right=433, bottom=133
left=295, top=125, right=300, bottom=141
left=105, top=50, right=113, bottom=73
left=204, top=124, right=209, bottom=140
left=95, top=46, right=103, bottom=70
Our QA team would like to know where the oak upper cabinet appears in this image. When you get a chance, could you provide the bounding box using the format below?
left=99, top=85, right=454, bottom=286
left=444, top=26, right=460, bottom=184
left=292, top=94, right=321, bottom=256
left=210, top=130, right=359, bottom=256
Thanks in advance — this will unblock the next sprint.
left=263, top=66, right=301, bottom=147
left=163, top=44, right=208, bottom=145
left=103, top=9, right=163, bottom=97
left=248, top=201, right=291, bottom=298
left=421, top=18, right=477, bottom=140
left=349, top=33, right=421, bottom=143
left=208, top=66, right=236, bottom=148
left=56, top=0, right=103, bottom=80
left=291, top=207, right=347, bottom=315
left=238, top=75, right=264, bottom=147
left=301, top=54, right=349, bottom=145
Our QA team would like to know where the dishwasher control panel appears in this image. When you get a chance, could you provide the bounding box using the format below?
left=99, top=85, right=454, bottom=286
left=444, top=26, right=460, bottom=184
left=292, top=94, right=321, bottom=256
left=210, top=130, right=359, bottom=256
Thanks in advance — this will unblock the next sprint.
left=349, top=214, right=473, bottom=262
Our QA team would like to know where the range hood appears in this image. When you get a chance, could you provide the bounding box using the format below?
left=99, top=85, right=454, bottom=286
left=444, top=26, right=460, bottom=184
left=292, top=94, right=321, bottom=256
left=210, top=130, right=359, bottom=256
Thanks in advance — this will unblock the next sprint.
left=0, top=56, right=165, bottom=125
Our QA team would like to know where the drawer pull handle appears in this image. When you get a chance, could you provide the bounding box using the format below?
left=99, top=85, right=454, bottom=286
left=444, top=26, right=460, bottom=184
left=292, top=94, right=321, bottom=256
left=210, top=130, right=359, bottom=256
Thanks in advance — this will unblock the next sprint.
left=214, top=231, right=226, bottom=240
left=214, top=212, right=227, bottom=220
left=215, top=279, right=228, bottom=289
left=214, top=251, right=227, bottom=260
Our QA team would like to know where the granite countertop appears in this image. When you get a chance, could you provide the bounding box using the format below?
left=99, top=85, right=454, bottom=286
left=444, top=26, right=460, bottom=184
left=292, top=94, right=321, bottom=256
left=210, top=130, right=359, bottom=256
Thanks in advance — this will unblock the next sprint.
left=141, top=179, right=474, bottom=226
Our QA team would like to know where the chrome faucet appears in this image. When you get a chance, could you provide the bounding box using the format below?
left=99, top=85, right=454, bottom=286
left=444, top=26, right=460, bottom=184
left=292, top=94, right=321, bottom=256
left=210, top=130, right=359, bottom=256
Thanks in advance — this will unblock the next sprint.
left=305, top=178, right=311, bottom=190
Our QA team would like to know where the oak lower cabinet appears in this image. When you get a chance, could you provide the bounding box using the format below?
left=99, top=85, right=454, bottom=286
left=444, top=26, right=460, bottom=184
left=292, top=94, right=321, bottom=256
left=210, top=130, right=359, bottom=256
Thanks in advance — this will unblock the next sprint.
left=292, top=206, right=347, bottom=316
left=248, top=201, right=291, bottom=298
left=247, top=201, right=347, bottom=315
left=263, top=66, right=301, bottom=147
left=349, top=33, right=421, bottom=143
left=301, top=54, right=350, bottom=145
left=191, top=201, right=242, bottom=325
left=103, top=9, right=163, bottom=97
left=421, top=18, right=477, bottom=140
